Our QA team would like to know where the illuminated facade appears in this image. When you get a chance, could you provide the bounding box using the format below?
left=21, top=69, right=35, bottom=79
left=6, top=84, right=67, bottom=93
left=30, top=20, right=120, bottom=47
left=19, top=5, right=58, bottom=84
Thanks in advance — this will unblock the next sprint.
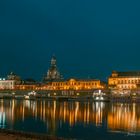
left=108, top=71, right=140, bottom=90
left=0, top=79, right=15, bottom=90
left=47, top=79, right=105, bottom=90
left=12, top=78, right=105, bottom=91
left=14, top=84, right=38, bottom=90
left=7, top=72, right=21, bottom=85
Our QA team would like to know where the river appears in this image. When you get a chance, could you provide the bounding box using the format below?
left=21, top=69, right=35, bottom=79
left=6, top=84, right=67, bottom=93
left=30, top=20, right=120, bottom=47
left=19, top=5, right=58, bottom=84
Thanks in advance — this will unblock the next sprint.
left=0, top=99, right=140, bottom=140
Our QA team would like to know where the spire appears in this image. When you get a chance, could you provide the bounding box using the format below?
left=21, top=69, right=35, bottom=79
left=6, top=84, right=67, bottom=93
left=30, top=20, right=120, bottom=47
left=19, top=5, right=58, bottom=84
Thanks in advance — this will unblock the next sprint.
left=51, top=55, right=57, bottom=67
left=43, top=55, right=63, bottom=82
left=52, top=53, right=56, bottom=58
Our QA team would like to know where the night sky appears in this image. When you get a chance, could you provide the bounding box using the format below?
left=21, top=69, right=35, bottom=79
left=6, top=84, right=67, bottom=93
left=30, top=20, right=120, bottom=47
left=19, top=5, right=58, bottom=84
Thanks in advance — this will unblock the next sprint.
left=0, top=0, right=140, bottom=81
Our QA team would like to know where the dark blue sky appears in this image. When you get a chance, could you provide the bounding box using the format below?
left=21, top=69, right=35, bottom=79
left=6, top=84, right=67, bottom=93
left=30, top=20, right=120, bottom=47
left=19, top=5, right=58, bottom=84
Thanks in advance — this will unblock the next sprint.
left=0, top=0, right=140, bottom=81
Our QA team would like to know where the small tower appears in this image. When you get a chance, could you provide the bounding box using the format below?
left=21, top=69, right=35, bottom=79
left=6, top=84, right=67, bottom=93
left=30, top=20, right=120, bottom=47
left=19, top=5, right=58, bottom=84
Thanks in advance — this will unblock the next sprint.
left=51, top=55, right=57, bottom=67
left=43, top=55, right=63, bottom=82
left=7, top=72, right=21, bottom=85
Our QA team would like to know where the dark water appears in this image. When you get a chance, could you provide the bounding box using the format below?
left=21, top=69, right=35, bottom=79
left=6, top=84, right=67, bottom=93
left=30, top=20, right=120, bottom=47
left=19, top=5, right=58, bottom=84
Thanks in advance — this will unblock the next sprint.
left=0, top=99, right=140, bottom=140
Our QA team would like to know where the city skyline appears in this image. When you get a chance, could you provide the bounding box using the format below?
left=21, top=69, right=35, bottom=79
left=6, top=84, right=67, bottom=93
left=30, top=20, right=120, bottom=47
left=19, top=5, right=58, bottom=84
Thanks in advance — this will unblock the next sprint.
left=1, top=53, right=140, bottom=81
left=1, top=1, right=140, bottom=140
left=1, top=55, right=140, bottom=83
left=0, top=55, right=112, bottom=81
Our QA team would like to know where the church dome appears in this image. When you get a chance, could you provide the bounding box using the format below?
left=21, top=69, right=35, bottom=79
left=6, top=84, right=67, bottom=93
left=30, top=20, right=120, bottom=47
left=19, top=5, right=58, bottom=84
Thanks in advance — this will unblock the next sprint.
left=43, top=55, right=63, bottom=82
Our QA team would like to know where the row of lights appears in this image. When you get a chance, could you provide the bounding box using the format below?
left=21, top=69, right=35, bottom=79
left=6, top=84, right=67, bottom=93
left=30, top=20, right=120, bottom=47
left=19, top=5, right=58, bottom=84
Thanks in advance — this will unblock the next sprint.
left=0, top=78, right=6, bottom=81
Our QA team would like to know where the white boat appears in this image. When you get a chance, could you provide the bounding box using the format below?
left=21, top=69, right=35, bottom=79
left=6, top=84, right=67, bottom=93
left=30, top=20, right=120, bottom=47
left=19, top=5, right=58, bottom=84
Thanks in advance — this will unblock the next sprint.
left=93, top=90, right=108, bottom=101
left=24, top=91, right=38, bottom=100
left=94, top=96, right=104, bottom=101
left=28, top=91, right=37, bottom=96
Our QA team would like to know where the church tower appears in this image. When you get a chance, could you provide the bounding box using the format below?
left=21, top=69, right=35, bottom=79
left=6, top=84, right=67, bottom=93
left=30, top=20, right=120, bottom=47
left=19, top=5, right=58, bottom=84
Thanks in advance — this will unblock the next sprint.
left=43, top=55, right=63, bottom=82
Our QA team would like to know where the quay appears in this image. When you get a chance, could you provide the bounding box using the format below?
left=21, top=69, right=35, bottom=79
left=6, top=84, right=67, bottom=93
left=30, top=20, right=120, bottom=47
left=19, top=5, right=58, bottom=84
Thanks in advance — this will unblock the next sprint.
left=0, top=90, right=140, bottom=103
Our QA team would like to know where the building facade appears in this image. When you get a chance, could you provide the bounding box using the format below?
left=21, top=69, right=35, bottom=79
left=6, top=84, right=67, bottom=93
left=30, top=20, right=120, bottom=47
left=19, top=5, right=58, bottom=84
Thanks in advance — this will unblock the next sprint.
left=108, top=71, right=140, bottom=90
left=14, top=84, right=38, bottom=90
left=7, top=72, right=21, bottom=85
left=43, top=55, right=63, bottom=83
left=0, top=79, right=15, bottom=90
left=46, top=79, right=105, bottom=90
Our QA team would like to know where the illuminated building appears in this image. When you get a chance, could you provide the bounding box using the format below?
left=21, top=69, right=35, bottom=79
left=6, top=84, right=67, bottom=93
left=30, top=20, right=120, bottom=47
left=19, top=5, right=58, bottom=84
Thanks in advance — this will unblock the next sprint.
left=14, top=79, right=40, bottom=90
left=14, top=84, right=38, bottom=90
left=6, top=73, right=40, bottom=90
left=43, top=55, right=63, bottom=83
left=108, top=71, right=140, bottom=90
left=12, top=78, right=105, bottom=91
left=0, top=78, right=15, bottom=90
left=7, top=72, right=21, bottom=85
left=47, top=78, right=105, bottom=90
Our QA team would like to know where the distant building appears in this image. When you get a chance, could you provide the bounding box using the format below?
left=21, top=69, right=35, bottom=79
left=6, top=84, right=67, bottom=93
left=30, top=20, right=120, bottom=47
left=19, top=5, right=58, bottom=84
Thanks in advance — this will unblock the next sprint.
left=14, top=78, right=38, bottom=90
left=46, top=78, right=105, bottom=90
left=108, top=71, right=140, bottom=90
left=23, top=78, right=37, bottom=85
left=43, top=55, right=63, bottom=83
left=0, top=78, right=15, bottom=90
left=14, top=84, right=38, bottom=90
left=7, top=72, right=21, bottom=85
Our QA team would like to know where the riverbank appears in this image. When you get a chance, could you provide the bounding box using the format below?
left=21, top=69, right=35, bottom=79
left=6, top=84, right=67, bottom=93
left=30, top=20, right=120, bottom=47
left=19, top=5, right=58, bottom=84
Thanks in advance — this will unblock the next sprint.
left=0, top=129, right=66, bottom=140
left=1, top=90, right=140, bottom=103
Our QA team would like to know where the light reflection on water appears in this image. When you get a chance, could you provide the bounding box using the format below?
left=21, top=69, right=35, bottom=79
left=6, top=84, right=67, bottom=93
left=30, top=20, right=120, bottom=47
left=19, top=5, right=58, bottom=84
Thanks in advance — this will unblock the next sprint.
left=0, top=99, right=140, bottom=139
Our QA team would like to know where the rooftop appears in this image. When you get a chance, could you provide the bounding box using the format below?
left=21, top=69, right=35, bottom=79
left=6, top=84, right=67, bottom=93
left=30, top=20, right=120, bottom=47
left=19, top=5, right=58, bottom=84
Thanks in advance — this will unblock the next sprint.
left=112, top=71, right=140, bottom=77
